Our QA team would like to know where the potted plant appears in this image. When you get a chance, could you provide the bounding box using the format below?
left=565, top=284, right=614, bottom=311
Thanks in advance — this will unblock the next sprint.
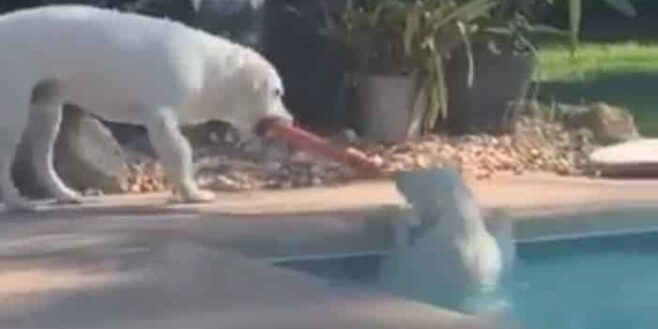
left=338, top=0, right=496, bottom=141
left=441, top=2, right=542, bottom=135
left=441, top=0, right=637, bottom=135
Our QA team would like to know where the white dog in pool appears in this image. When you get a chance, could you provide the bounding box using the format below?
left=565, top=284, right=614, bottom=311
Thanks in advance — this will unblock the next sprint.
left=376, top=169, right=514, bottom=313
left=0, top=5, right=292, bottom=212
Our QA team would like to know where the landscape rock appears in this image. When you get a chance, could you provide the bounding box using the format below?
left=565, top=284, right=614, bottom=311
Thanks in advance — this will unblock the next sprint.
left=329, top=128, right=360, bottom=146
left=54, top=106, right=129, bottom=194
left=559, top=102, right=641, bottom=145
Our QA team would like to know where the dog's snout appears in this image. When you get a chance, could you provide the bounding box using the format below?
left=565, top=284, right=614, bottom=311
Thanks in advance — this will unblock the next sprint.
left=253, top=116, right=292, bottom=136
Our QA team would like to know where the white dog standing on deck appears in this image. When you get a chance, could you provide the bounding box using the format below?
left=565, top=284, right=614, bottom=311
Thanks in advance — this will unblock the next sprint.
left=0, top=5, right=293, bottom=212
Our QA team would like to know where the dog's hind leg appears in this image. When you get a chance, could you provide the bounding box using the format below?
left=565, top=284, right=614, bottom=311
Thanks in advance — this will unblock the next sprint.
left=28, top=82, right=81, bottom=204
left=0, top=89, right=36, bottom=212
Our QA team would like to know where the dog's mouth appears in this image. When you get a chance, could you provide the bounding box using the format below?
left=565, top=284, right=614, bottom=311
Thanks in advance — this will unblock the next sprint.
left=253, top=117, right=294, bottom=137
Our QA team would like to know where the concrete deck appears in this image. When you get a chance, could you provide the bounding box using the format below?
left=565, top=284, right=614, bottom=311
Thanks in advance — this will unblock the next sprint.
left=1, top=173, right=656, bottom=258
left=0, top=244, right=494, bottom=329
left=0, top=173, right=657, bottom=329
left=19, top=172, right=653, bottom=215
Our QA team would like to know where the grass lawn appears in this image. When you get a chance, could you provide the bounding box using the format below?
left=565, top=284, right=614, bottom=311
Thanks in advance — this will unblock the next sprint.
left=535, top=42, right=658, bottom=136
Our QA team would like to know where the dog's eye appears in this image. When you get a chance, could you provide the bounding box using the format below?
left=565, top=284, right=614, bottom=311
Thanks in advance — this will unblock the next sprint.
left=273, top=88, right=283, bottom=97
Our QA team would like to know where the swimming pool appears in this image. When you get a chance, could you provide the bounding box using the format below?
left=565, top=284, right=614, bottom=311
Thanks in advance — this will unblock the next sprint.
left=277, top=228, right=658, bottom=329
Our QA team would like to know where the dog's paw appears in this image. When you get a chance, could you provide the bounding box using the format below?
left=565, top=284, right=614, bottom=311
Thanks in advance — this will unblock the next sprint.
left=186, top=189, right=216, bottom=203
left=174, top=189, right=216, bottom=204
left=51, top=186, right=83, bottom=205
left=54, top=193, right=83, bottom=205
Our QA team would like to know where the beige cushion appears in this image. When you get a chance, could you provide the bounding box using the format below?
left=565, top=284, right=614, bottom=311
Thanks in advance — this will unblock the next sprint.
left=589, top=139, right=658, bottom=177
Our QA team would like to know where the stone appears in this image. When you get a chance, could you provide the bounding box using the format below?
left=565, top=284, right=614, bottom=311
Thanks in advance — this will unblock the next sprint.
left=55, top=106, right=129, bottom=194
left=588, top=138, right=658, bottom=178
left=113, top=111, right=591, bottom=194
left=559, top=102, right=641, bottom=145
left=105, top=123, right=158, bottom=159
left=13, top=105, right=128, bottom=198
left=329, top=128, right=360, bottom=146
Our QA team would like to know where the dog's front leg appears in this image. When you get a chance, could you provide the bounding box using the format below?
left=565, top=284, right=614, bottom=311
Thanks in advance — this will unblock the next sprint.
left=146, top=109, right=215, bottom=203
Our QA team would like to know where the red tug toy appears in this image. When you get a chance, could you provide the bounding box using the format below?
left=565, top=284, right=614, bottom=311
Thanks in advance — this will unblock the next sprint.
left=256, top=118, right=382, bottom=175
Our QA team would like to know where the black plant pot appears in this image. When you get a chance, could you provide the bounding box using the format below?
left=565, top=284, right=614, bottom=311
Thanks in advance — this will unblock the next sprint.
left=442, top=42, right=536, bottom=135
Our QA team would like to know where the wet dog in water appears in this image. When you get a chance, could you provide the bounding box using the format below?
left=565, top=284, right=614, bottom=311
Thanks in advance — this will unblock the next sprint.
left=376, top=169, right=511, bottom=312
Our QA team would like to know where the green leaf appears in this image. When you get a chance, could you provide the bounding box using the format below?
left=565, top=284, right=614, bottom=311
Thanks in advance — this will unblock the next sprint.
left=526, top=24, right=570, bottom=36
left=457, top=21, right=475, bottom=88
left=425, top=78, right=439, bottom=131
left=431, top=0, right=498, bottom=31
left=433, top=51, right=448, bottom=124
left=403, top=5, right=422, bottom=56
left=368, top=0, right=389, bottom=28
left=407, top=75, right=425, bottom=138
left=417, top=48, right=449, bottom=132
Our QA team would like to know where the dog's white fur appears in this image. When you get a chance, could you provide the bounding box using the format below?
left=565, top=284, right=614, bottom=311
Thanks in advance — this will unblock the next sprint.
left=376, top=169, right=507, bottom=312
left=0, top=5, right=292, bottom=212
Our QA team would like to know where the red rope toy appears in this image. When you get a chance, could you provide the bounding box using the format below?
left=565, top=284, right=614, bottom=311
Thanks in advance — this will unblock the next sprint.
left=255, top=118, right=382, bottom=175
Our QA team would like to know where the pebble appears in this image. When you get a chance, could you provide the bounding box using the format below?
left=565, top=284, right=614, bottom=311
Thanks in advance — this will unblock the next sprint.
left=118, top=116, right=593, bottom=193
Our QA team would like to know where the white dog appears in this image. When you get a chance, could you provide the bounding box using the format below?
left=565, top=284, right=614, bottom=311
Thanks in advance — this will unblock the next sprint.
left=0, top=5, right=293, bottom=212
left=376, top=169, right=510, bottom=312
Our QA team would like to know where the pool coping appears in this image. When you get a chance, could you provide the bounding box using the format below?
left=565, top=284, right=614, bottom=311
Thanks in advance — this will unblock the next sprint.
left=0, top=173, right=656, bottom=261
left=508, top=202, right=658, bottom=243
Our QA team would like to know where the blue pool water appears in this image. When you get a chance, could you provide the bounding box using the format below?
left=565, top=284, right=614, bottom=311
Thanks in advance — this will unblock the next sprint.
left=278, top=230, right=658, bottom=329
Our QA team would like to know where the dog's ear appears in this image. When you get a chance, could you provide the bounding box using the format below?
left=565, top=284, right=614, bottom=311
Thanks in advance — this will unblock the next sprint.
left=234, top=54, right=266, bottom=93
left=251, top=76, right=263, bottom=92
left=243, top=65, right=262, bottom=92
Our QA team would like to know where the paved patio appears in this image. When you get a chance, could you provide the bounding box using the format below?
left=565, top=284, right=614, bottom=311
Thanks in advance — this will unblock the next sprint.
left=0, top=173, right=656, bottom=329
